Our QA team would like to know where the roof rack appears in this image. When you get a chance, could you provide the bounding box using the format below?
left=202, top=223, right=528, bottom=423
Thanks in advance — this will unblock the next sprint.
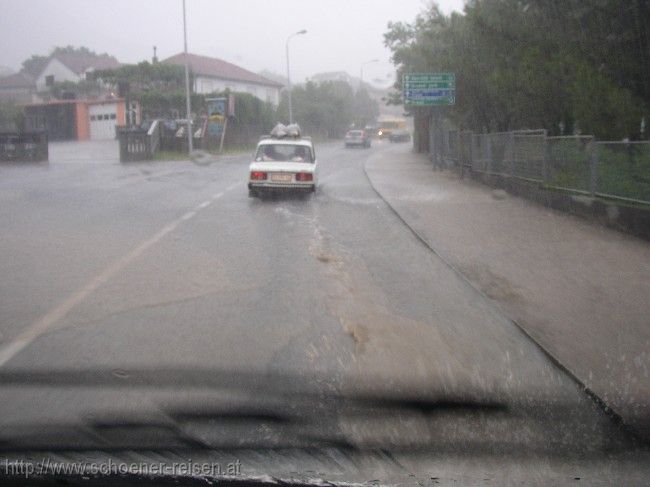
left=269, top=123, right=302, bottom=139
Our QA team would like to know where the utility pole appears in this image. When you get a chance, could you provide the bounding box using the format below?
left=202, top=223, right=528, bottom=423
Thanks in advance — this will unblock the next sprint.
left=182, top=0, right=193, bottom=153
left=285, top=29, right=307, bottom=124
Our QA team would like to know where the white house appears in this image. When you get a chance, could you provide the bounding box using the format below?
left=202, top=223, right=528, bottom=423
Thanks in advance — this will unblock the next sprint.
left=163, top=53, right=283, bottom=106
left=34, top=52, right=121, bottom=91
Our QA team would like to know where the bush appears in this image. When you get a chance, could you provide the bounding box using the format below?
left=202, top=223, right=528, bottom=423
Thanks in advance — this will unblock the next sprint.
left=0, top=102, right=24, bottom=132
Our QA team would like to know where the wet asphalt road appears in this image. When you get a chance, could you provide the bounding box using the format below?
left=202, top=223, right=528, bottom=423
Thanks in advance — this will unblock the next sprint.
left=0, top=140, right=644, bottom=458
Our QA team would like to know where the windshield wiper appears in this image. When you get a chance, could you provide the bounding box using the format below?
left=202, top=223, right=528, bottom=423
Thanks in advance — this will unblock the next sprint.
left=0, top=366, right=510, bottom=452
left=0, top=367, right=641, bottom=454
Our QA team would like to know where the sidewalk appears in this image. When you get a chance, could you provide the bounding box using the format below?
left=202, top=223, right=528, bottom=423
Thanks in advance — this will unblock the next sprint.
left=366, top=144, right=650, bottom=439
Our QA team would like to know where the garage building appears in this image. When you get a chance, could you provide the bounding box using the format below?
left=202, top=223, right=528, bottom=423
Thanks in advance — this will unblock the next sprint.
left=24, top=98, right=140, bottom=141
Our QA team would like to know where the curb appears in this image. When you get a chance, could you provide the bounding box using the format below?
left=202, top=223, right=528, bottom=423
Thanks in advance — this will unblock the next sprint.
left=362, top=153, right=645, bottom=445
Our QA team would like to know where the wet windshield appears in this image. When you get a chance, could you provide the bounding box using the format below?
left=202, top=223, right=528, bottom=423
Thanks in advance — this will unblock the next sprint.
left=0, top=0, right=649, bottom=484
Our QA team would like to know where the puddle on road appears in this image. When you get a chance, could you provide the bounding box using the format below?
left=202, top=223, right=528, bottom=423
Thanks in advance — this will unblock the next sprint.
left=274, top=203, right=486, bottom=395
left=262, top=199, right=568, bottom=405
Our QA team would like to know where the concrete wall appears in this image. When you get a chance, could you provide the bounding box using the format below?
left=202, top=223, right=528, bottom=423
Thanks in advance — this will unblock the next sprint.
left=75, top=102, right=89, bottom=140
left=116, top=101, right=125, bottom=126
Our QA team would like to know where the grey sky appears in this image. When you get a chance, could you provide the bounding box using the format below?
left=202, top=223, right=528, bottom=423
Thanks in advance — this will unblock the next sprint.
left=0, top=0, right=464, bottom=85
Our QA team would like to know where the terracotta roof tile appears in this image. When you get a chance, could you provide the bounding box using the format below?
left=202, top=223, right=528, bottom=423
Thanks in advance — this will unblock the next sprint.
left=162, top=53, right=283, bottom=88
left=0, top=71, right=35, bottom=89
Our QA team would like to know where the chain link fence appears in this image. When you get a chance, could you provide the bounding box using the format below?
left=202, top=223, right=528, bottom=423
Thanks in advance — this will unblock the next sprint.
left=434, top=128, right=650, bottom=205
left=595, top=141, right=650, bottom=202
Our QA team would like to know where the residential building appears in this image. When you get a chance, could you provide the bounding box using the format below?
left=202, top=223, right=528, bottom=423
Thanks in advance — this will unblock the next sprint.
left=0, top=72, right=36, bottom=103
left=0, top=51, right=121, bottom=103
left=162, top=53, right=283, bottom=106
left=34, top=51, right=121, bottom=91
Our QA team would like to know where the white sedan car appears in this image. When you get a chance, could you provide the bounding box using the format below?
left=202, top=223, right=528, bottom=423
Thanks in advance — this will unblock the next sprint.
left=248, top=138, right=318, bottom=197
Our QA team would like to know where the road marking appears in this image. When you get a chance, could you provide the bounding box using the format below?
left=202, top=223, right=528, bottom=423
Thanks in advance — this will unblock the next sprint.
left=0, top=182, right=241, bottom=367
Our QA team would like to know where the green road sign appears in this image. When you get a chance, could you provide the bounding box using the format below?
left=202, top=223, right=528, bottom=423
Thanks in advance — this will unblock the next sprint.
left=403, top=73, right=455, bottom=106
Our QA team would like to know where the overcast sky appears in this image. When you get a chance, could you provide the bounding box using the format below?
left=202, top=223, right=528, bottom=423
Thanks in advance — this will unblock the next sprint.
left=0, top=0, right=464, bottom=85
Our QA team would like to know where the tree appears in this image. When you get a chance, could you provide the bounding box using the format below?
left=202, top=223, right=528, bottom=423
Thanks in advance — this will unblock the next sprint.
left=352, top=87, right=379, bottom=128
left=21, top=54, right=48, bottom=77
left=96, top=62, right=188, bottom=94
left=384, top=0, right=649, bottom=139
left=48, top=79, right=102, bottom=99
left=277, top=80, right=379, bottom=138
left=0, top=102, right=24, bottom=132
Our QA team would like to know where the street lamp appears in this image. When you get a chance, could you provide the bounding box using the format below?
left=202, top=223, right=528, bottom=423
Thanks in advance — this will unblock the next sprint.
left=286, top=29, right=307, bottom=124
left=182, top=0, right=193, bottom=153
left=360, top=59, right=379, bottom=85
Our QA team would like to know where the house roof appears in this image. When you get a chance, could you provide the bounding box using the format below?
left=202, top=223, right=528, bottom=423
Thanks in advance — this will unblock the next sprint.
left=52, top=52, right=121, bottom=74
left=0, top=71, right=35, bottom=89
left=162, top=53, right=283, bottom=88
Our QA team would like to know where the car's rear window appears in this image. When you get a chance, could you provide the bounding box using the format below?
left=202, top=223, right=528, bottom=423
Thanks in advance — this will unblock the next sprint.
left=255, top=144, right=314, bottom=163
left=348, top=131, right=363, bottom=136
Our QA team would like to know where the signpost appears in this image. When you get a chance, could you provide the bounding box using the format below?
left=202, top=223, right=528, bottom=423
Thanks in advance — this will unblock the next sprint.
left=206, top=97, right=227, bottom=137
left=206, top=96, right=234, bottom=152
left=403, top=73, right=455, bottom=106
left=403, top=73, right=455, bottom=163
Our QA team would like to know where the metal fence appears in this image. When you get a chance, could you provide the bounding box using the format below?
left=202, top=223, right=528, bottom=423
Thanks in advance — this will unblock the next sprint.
left=117, top=128, right=151, bottom=162
left=0, top=132, right=48, bottom=162
left=117, top=120, right=164, bottom=162
left=595, top=141, right=650, bottom=203
left=434, top=129, right=650, bottom=205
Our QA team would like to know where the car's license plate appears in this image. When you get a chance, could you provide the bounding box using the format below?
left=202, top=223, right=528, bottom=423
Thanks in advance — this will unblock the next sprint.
left=271, top=173, right=292, bottom=182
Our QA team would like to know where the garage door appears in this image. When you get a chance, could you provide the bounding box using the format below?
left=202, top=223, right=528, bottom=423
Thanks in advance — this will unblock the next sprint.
left=89, top=104, right=118, bottom=140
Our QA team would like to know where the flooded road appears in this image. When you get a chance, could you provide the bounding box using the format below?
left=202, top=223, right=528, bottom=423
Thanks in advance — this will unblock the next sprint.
left=0, top=140, right=646, bottom=480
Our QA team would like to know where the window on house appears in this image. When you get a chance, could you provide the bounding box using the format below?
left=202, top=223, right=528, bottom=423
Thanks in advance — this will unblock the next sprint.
left=45, top=75, right=54, bottom=87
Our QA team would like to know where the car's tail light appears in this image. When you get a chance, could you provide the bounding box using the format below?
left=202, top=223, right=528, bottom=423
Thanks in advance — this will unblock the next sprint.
left=295, top=172, right=313, bottom=182
left=250, top=171, right=267, bottom=180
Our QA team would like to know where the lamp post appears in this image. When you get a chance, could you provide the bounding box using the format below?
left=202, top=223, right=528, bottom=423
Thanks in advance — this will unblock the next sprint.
left=285, top=29, right=307, bottom=124
left=182, top=0, right=193, bottom=153
left=360, top=59, right=379, bottom=85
